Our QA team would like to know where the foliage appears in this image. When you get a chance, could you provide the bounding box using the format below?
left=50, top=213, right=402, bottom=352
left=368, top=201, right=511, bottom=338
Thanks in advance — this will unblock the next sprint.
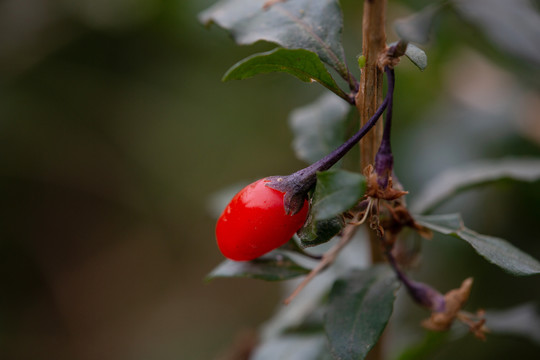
left=201, top=0, right=540, bottom=359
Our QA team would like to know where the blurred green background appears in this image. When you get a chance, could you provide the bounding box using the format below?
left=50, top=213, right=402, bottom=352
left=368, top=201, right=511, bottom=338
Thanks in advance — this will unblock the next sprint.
left=1, top=0, right=539, bottom=359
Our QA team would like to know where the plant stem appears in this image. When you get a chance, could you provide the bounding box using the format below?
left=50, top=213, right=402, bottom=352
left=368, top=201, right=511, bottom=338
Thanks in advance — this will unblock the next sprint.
left=283, top=223, right=359, bottom=305
left=374, top=67, right=395, bottom=189
left=356, top=0, right=387, bottom=173
left=290, top=93, right=389, bottom=184
left=266, top=93, right=389, bottom=215
left=357, top=2, right=388, bottom=359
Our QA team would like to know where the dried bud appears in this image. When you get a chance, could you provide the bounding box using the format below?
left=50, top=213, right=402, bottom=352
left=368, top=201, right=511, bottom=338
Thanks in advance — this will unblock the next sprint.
left=422, top=277, right=474, bottom=331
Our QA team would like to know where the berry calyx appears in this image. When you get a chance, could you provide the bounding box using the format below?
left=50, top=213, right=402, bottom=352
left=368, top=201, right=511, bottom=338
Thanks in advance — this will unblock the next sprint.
left=216, top=178, right=309, bottom=261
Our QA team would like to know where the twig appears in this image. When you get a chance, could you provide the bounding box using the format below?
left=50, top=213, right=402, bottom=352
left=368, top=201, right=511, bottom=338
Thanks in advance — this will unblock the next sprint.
left=283, top=222, right=362, bottom=305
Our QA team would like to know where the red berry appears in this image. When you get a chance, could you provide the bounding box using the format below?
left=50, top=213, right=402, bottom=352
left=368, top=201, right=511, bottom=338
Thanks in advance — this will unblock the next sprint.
left=216, top=178, right=309, bottom=261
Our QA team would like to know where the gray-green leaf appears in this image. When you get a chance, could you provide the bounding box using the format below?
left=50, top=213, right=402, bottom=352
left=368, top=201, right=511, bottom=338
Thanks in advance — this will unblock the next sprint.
left=223, top=48, right=349, bottom=101
left=404, top=43, right=428, bottom=71
left=289, top=93, right=351, bottom=165
left=415, top=213, right=540, bottom=276
left=452, top=0, right=540, bottom=65
left=199, top=0, right=349, bottom=78
left=206, top=251, right=310, bottom=281
left=325, top=265, right=400, bottom=360
left=394, top=3, right=445, bottom=44
left=412, top=157, right=540, bottom=214
left=389, top=41, right=428, bottom=71
left=485, top=303, right=540, bottom=344
left=312, top=170, right=366, bottom=221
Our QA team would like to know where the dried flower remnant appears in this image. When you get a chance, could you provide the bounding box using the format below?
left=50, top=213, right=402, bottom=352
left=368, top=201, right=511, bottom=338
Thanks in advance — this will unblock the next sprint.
left=422, top=277, right=488, bottom=339
left=387, top=251, right=487, bottom=339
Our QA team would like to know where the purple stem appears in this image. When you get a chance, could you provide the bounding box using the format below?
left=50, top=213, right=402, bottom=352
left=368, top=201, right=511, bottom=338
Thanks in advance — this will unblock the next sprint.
left=386, top=250, right=445, bottom=312
left=266, top=66, right=396, bottom=214
left=374, top=67, right=395, bottom=189
left=292, top=67, right=395, bottom=184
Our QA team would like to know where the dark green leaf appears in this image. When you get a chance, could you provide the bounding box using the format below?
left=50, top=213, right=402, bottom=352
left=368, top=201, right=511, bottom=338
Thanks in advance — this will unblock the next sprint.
left=414, top=213, right=463, bottom=234
left=452, top=0, right=540, bottom=65
left=297, top=213, right=344, bottom=248
left=325, top=265, right=400, bottom=360
left=415, top=213, right=540, bottom=276
left=394, top=3, right=445, bottom=44
left=312, top=170, right=366, bottom=221
left=199, top=0, right=349, bottom=78
left=251, top=334, right=331, bottom=360
left=412, top=158, right=540, bottom=214
left=223, top=48, right=349, bottom=101
left=206, top=251, right=310, bottom=281
left=289, top=93, right=351, bottom=165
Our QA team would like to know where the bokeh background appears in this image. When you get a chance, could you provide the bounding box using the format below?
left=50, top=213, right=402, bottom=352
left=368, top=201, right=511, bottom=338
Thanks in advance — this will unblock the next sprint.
left=1, top=0, right=539, bottom=359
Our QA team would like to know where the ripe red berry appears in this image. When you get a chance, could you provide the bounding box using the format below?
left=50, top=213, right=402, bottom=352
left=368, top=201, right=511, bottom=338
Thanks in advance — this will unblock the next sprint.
left=216, top=178, right=309, bottom=261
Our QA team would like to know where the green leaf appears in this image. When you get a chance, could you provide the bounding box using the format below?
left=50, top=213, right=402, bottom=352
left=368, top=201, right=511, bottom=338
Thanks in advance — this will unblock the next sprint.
left=199, top=0, right=349, bottom=78
left=206, top=251, right=310, bottom=281
left=412, top=157, right=540, bottom=214
left=297, top=213, right=344, bottom=248
left=289, top=93, right=351, bottom=165
left=388, top=41, right=427, bottom=71
left=311, top=170, right=366, bottom=221
left=394, top=3, right=445, bottom=44
left=452, top=0, right=540, bottom=65
left=325, top=265, right=400, bottom=360
left=223, top=48, right=350, bottom=101
left=415, top=213, right=540, bottom=276
left=404, top=43, right=428, bottom=71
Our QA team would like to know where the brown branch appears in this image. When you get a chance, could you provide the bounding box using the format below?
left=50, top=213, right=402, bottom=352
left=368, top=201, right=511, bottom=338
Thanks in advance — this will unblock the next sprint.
left=356, top=0, right=388, bottom=263
left=356, top=0, right=387, bottom=171
left=283, top=223, right=359, bottom=305
left=356, top=2, right=388, bottom=359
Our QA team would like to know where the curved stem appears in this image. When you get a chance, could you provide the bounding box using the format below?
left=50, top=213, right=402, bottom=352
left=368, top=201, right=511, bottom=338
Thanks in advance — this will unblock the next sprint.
left=291, top=68, right=395, bottom=183
left=266, top=69, right=395, bottom=215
